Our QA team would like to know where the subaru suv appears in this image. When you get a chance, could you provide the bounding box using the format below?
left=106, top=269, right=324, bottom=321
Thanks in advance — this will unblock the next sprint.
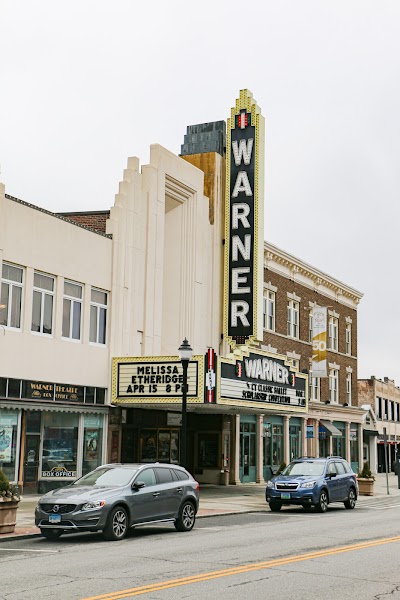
left=266, top=457, right=358, bottom=513
left=35, top=463, right=199, bottom=541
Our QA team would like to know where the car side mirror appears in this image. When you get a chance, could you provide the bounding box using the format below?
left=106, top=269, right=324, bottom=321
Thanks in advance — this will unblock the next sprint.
left=132, top=480, right=146, bottom=490
left=328, top=472, right=336, bottom=478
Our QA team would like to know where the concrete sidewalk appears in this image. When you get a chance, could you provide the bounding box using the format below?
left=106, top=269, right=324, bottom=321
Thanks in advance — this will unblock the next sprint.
left=1, top=473, right=399, bottom=542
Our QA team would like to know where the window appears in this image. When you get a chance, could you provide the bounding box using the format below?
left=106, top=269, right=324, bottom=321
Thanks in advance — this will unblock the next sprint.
left=346, top=373, right=352, bottom=406
left=1, top=263, right=23, bottom=329
left=329, top=368, right=339, bottom=403
left=328, top=316, right=338, bottom=351
left=41, top=412, right=78, bottom=478
left=345, top=323, right=352, bottom=355
left=309, top=312, right=313, bottom=343
left=263, top=291, right=275, bottom=331
left=137, top=468, right=156, bottom=487
left=90, top=288, right=108, bottom=344
left=155, top=467, right=174, bottom=484
left=62, top=281, right=83, bottom=340
left=31, top=272, right=55, bottom=335
left=82, top=415, right=104, bottom=476
left=287, top=300, right=299, bottom=339
left=288, top=358, right=299, bottom=371
left=308, top=372, right=320, bottom=402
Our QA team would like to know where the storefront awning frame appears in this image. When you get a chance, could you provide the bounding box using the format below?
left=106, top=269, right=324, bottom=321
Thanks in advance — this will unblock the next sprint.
left=319, top=419, right=343, bottom=437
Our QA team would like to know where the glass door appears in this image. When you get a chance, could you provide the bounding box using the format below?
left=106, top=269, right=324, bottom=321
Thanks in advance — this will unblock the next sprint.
left=240, top=422, right=256, bottom=482
left=23, top=434, right=41, bottom=493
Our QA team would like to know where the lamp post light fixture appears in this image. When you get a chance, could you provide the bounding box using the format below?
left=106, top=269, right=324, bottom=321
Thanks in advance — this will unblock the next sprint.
left=178, top=338, right=193, bottom=469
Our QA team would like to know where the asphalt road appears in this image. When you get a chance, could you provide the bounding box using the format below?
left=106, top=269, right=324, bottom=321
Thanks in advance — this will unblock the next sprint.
left=2, top=498, right=400, bottom=600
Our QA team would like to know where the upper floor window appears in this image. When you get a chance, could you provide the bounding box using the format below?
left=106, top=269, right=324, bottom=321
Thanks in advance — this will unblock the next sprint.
left=346, top=373, right=352, bottom=406
left=31, top=272, right=55, bottom=335
left=62, top=281, right=83, bottom=340
left=328, top=316, right=338, bottom=351
left=309, top=372, right=320, bottom=402
left=287, top=300, right=299, bottom=339
left=263, top=291, right=275, bottom=331
left=90, top=288, right=107, bottom=344
left=329, top=368, right=339, bottom=404
left=287, top=358, right=300, bottom=371
left=345, top=323, right=352, bottom=355
left=0, top=263, right=23, bottom=329
left=309, top=312, right=313, bottom=343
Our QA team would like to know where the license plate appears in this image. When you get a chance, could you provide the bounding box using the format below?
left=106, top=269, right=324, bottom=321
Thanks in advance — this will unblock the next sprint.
left=280, top=492, right=291, bottom=500
left=49, top=514, right=61, bottom=524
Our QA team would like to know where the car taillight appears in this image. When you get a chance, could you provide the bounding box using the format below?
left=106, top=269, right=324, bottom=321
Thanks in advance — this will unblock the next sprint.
left=195, top=481, right=200, bottom=492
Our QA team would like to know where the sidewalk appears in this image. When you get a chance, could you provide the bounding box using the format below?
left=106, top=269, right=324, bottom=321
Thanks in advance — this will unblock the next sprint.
left=1, top=473, right=399, bottom=542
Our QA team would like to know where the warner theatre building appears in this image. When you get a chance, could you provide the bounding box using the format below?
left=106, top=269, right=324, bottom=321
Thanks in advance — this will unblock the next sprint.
left=111, top=90, right=364, bottom=483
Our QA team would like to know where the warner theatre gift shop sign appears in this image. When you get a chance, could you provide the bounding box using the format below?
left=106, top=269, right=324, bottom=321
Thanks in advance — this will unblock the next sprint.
left=224, top=90, right=264, bottom=347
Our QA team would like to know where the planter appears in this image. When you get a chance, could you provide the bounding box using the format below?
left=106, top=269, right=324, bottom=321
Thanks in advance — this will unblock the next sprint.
left=0, top=501, right=19, bottom=534
left=357, top=477, right=374, bottom=496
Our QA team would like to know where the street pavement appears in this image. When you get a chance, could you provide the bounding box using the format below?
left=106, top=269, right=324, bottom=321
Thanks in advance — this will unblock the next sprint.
left=1, top=472, right=399, bottom=542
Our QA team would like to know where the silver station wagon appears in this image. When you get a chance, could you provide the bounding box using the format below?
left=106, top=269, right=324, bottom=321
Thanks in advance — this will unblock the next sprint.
left=35, top=463, right=199, bottom=541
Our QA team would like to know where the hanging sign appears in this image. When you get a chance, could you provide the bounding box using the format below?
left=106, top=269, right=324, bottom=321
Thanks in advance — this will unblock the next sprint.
left=224, top=89, right=264, bottom=348
left=311, top=307, right=327, bottom=377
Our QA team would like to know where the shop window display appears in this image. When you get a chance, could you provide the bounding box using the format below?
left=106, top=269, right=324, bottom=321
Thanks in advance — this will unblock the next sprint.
left=41, top=413, right=78, bottom=478
left=0, top=409, right=18, bottom=481
left=140, top=429, right=180, bottom=463
left=82, top=415, right=103, bottom=476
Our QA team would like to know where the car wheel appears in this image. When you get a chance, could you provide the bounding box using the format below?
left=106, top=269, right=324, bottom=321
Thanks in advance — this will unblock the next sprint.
left=344, top=487, right=356, bottom=509
left=174, top=501, right=196, bottom=532
left=40, top=529, right=62, bottom=541
left=315, top=490, right=328, bottom=513
left=103, top=506, right=128, bottom=541
left=269, top=501, right=282, bottom=512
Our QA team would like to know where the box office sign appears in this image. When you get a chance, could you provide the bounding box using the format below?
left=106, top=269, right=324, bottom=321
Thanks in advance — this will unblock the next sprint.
left=219, top=351, right=307, bottom=411
left=24, top=380, right=84, bottom=402
left=112, top=356, right=204, bottom=404
left=224, top=90, right=264, bottom=348
left=41, top=466, right=77, bottom=478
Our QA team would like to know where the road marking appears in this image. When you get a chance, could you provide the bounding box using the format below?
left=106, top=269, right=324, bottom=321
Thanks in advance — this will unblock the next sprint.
left=0, top=548, right=59, bottom=553
left=81, top=535, right=400, bottom=600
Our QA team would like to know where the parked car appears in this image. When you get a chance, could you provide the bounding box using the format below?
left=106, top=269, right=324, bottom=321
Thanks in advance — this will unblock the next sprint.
left=35, top=463, right=199, bottom=541
left=266, top=456, right=358, bottom=513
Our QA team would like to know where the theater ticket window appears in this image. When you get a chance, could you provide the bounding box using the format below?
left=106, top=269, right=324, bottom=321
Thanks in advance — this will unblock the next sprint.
left=41, top=413, right=78, bottom=478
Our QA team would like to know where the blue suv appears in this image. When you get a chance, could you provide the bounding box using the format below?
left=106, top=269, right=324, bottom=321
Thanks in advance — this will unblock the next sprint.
left=266, top=457, right=358, bottom=513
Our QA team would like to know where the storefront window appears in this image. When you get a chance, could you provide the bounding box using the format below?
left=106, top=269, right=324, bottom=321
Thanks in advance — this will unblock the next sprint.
left=332, top=425, right=346, bottom=458
left=350, top=425, right=358, bottom=466
left=0, top=409, right=19, bottom=481
left=271, top=425, right=283, bottom=467
left=289, top=425, right=302, bottom=461
left=82, top=415, right=104, bottom=476
left=198, top=433, right=218, bottom=468
left=41, top=412, right=78, bottom=478
left=140, top=429, right=179, bottom=463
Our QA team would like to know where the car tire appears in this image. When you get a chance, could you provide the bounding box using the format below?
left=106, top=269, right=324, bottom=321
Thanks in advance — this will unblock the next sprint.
left=40, top=528, right=62, bottom=541
left=174, top=501, right=196, bottom=532
left=103, top=506, right=128, bottom=541
left=269, top=501, right=282, bottom=512
left=344, top=487, right=357, bottom=509
left=315, top=490, right=328, bottom=513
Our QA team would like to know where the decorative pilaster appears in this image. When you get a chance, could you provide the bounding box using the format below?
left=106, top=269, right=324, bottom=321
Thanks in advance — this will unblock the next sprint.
left=284, top=415, right=290, bottom=464
left=256, top=415, right=264, bottom=483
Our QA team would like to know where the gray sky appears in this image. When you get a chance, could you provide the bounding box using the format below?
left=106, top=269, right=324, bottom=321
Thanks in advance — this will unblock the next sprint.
left=1, top=1, right=399, bottom=383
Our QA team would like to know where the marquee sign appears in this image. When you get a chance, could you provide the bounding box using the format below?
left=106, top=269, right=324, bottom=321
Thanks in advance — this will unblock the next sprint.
left=224, top=89, right=264, bottom=348
left=112, top=356, right=204, bottom=404
left=218, top=350, right=307, bottom=412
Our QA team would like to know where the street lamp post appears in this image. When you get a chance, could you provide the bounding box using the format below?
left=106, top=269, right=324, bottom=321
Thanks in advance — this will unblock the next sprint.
left=178, top=338, right=193, bottom=469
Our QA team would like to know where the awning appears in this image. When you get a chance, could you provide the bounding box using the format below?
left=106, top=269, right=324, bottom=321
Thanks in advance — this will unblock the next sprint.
left=320, top=420, right=343, bottom=437
left=0, top=399, right=109, bottom=414
left=363, top=429, right=379, bottom=437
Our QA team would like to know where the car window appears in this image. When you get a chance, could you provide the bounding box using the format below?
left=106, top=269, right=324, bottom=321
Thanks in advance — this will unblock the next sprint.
left=73, top=467, right=138, bottom=487
left=155, top=467, right=174, bottom=484
left=335, top=461, right=346, bottom=475
left=174, top=469, right=190, bottom=481
left=342, top=461, right=352, bottom=473
left=327, top=462, right=337, bottom=475
left=137, top=468, right=156, bottom=487
left=283, top=461, right=325, bottom=476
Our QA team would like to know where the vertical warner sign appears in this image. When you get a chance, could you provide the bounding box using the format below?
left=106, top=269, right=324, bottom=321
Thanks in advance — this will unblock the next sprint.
left=311, top=307, right=327, bottom=377
left=224, top=90, right=264, bottom=347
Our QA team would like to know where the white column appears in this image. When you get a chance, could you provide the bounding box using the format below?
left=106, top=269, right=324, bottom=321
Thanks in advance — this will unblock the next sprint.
left=284, top=415, right=290, bottom=464
left=314, top=419, right=320, bottom=457
left=233, top=414, right=241, bottom=485
left=301, top=417, right=307, bottom=458
left=345, top=422, right=351, bottom=462
left=358, top=423, right=363, bottom=470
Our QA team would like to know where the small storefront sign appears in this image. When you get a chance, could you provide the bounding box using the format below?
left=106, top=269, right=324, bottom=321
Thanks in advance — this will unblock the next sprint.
left=306, top=425, right=314, bottom=438
left=23, top=380, right=84, bottom=402
left=218, top=350, right=307, bottom=411
left=41, top=466, right=77, bottom=478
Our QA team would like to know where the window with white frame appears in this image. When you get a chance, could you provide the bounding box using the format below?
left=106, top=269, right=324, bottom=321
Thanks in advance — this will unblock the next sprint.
left=287, top=300, right=299, bottom=339
left=0, top=263, right=24, bottom=329
left=62, top=281, right=83, bottom=340
left=31, top=272, right=55, bottom=335
left=345, top=323, right=352, bottom=355
left=90, top=288, right=108, bottom=344
left=263, top=291, right=275, bottom=331
left=345, top=372, right=351, bottom=406
left=288, top=358, right=300, bottom=371
left=328, top=316, right=338, bottom=351
left=308, top=372, right=320, bottom=402
left=308, top=312, right=313, bottom=343
left=329, top=368, right=339, bottom=403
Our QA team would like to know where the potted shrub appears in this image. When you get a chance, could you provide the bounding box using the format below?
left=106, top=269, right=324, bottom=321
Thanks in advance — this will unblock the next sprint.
left=0, top=469, right=20, bottom=534
left=357, top=462, right=375, bottom=496
left=276, top=461, right=287, bottom=475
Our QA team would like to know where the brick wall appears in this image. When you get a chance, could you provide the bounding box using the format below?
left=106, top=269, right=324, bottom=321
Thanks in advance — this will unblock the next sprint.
left=57, top=211, right=110, bottom=234
left=263, top=268, right=358, bottom=405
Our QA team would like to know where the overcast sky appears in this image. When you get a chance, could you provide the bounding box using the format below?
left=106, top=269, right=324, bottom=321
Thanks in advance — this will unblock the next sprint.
left=1, top=1, right=399, bottom=383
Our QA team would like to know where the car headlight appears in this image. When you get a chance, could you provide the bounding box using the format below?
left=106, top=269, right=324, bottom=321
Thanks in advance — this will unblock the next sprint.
left=266, top=481, right=274, bottom=489
left=301, top=481, right=316, bottom=489
left=82, top=500, right=106, bottom=511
